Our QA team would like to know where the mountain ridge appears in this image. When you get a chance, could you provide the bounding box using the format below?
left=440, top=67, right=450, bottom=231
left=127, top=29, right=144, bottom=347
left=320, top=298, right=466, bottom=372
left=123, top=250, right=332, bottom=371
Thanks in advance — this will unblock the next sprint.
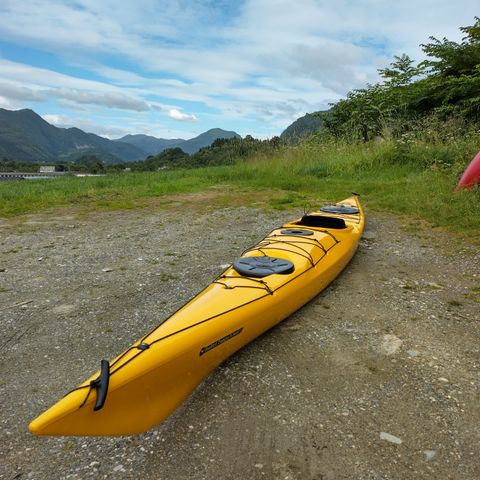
left=0, top=108, right=241, bottom=163
left=115, top=128, right=241, bottom=156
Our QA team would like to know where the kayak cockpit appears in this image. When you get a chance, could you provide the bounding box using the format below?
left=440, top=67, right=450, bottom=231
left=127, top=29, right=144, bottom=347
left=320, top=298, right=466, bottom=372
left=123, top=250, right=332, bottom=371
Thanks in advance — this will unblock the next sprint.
left=294, top=215, right=347, bottom=229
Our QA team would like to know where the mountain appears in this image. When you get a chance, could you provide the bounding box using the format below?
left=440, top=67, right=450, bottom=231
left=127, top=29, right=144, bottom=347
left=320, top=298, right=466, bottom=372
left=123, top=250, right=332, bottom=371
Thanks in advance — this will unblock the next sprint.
left=280, top=112, right=326, bottom=145
left=116, top=128, right=241, bottom=156
left=0, top=108, right=145, bottom=163
left=115, top=134, right=183, bottom=156
left=0, top=108, right=242, bottom=163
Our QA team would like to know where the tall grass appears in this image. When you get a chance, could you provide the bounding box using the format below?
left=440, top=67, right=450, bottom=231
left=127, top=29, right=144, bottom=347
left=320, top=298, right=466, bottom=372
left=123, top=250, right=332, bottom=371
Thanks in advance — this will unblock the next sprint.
left=1, top=137, right=479, bottom=237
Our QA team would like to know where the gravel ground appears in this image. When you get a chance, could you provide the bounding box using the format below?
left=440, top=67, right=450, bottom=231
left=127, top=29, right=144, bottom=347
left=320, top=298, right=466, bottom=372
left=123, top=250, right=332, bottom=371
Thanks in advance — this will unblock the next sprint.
left=0, top=193, right=479, bottom=480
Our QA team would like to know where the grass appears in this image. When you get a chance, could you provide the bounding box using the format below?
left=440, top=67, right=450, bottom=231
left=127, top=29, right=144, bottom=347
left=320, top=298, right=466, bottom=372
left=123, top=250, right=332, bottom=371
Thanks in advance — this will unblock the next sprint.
left=1, top=138, right=479, bottom=239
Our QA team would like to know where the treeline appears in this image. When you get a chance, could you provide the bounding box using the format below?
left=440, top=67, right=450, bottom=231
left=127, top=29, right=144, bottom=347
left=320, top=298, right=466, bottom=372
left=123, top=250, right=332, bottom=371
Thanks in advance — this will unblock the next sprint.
left=125, top=135, right=282, bottom=171
left=1, top=136, right=284, bottom=173
left=0, top=155, right=125, bottom=174
left=322, top=17, right=480, bottom=142
left=0, top=158, right=41, bottom=172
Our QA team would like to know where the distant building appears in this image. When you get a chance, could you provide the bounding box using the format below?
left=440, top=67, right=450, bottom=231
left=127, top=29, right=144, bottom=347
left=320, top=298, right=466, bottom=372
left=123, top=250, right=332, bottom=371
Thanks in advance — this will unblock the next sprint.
left=39, top=165, right=65, bottom=173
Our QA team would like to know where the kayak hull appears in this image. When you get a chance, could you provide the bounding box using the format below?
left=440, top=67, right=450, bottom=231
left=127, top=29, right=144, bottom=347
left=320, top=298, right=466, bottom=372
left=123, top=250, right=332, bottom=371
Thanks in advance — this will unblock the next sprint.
left=456, top=150, right=480, bottom=190
left=29, top=195, right=364, bottom=436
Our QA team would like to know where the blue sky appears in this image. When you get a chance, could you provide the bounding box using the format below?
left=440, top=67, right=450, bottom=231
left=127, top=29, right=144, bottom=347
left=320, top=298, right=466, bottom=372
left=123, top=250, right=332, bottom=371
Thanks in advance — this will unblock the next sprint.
left=0, top=1, right=478, bottom=140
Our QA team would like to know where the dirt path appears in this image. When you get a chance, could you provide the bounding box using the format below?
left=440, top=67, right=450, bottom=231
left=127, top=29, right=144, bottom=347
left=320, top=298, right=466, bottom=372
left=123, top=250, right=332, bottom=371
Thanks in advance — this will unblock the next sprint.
left=1, top=195, right=479, bottom=479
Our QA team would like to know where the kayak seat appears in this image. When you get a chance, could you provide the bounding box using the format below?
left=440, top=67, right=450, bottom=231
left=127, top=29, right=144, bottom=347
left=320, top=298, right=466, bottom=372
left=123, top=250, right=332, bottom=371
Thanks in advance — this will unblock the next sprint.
left=233, top=256, right=294, bottom=278
left=295, top=215, right=347, bottom=229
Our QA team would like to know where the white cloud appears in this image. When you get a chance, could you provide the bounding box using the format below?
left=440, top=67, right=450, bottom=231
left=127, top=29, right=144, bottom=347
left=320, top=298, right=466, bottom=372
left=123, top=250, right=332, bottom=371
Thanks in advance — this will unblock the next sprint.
left=0, top=96, right=16, bottom=109
left=0, top=82, right=43, bottom=102
left=0, top=59, right=161, bottom=112
left=168, top=109, right=197, bottom=122
left=47, top=88, right=150, bottom=111
left=41, top=114, right=132, bottom=138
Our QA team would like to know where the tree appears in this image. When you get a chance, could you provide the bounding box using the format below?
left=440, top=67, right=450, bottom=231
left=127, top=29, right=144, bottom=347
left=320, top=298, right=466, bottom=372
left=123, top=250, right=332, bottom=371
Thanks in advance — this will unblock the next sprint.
left=75, top=154, right=105, bottom=174
left=421, top=17, right=480, bottom=77
left=378, top=54, right=424, bottom=87
left=323, top=17, right=480, bottom=137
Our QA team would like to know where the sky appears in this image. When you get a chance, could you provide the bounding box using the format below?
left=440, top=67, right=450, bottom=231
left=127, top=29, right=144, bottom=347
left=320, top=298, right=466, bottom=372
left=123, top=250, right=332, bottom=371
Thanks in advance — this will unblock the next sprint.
left=0, top=1, right=478, bottom=140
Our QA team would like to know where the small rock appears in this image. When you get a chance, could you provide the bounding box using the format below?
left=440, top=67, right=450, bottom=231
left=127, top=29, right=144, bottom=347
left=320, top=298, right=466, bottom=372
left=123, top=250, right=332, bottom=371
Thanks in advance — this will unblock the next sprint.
left=380, top=334, right=403, bottom=355
left=424, top=450, right=437, bottom=461
left=51, top=304, right=76, bottom=315
left=254, top=464, right=264, bottom=469
left=438, top=377, right=449, bottom=383
left=407, top=349, right=419, bottom=357
left=380, top=432, right=402, bottom=444
left=113, top=465, right=125, bottom=472
left=102, top=267, right=113, bottom=272
left=362, top=231, right=376, bottom=240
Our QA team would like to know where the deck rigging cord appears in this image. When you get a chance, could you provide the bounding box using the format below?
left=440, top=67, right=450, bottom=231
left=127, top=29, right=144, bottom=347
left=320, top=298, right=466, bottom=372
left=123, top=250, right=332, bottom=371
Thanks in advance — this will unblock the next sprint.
left=64, top=218, right=352, bottom=408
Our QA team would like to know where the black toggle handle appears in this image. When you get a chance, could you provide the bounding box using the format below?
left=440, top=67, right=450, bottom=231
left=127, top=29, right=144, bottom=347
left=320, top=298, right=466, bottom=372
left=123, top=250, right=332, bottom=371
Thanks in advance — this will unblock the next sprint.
left=90, top=359, right=110, bottom=411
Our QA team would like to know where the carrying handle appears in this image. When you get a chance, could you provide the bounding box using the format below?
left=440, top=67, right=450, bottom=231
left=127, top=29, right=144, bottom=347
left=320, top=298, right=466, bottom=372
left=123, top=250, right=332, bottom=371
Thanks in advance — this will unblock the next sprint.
left=90, top=359, right=110, bottom=411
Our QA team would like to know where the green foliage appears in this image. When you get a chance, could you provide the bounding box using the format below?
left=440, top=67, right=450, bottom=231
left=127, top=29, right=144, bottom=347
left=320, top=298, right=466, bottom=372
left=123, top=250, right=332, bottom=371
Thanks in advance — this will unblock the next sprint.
left=129, top=148, right=189, bottom=171
left=73, top=154, right=105, bottom=174
left=325, top=17, right=480, bottom=141
left=0, top=158, right=39, bottom=172
left=421, top=17, right=480, bottom=77
left=127, top=136, right=282, bottom=170
left=378, top=54, right=424, bottom=87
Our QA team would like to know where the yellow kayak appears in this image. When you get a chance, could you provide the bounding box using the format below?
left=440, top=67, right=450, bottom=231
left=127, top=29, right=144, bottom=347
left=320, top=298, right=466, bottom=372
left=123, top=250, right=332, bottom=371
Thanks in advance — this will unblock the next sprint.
left=29, top=194, right=364, bottom=436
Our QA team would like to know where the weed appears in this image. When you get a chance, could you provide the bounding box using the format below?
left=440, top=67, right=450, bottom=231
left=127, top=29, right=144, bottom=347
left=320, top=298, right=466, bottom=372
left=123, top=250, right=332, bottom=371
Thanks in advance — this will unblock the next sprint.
left=3, top=248, right=20, bottom=254
left=63, top=441, right=75, bottom=451
left=364, top=358, right=379, bottom=373
left=158, top=273, right=178, bottom=282
left=447, top=300, right=462, bottom=307
left=463, top=293, right=480, bottom=303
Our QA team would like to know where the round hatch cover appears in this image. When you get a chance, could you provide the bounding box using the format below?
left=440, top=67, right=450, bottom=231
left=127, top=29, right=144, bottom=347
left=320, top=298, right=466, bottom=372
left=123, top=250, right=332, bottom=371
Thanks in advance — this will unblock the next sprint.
left=233, top=256, right=294, bottom=278
left=320, top=204, right=359, bottom=214
left=280, top=229, right=314, bottom=236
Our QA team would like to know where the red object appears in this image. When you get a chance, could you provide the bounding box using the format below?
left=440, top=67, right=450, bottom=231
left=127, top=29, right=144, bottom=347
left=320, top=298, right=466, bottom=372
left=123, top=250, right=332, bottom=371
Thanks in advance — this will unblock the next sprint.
left=456, top=150, right=480, bottom=190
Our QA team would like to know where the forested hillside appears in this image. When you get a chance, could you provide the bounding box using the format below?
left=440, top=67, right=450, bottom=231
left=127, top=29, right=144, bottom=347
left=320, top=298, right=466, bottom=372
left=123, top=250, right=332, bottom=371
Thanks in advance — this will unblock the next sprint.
left=0, top=108, right=144, bottom=163
left=127, top=135, right=282, bottom=171
left=279, top=113, right=325, bottom=144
